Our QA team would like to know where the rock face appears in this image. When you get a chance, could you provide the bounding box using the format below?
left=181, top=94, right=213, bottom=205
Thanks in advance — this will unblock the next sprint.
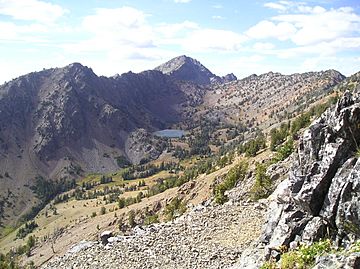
left=154, top=55, right=237, bottom=85
left=125, top=129, right=167, bottom=164
left=239, top=87, right=360, bottom=267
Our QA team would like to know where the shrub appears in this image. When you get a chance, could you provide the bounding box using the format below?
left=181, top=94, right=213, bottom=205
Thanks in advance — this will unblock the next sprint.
left=270, top=122, right=290, bottom=151
left=100, top=207, right=106, bottom=215
left=280, top=239, right=331, bottom=269
left=128, top=210, right=136, bottom=228
left=115, top=156, right=131, bottom=168
left=250, top=163, right=272, bottom=200
left=291, top=113, right=311, bottom=135
left=16, top=221, right=38, bottom=239
left=164, top=197, right=187, bottom=221
left=274, top=138, right=294, bottom=162
left=118, top=198, right=126, bottom=209
left=143, top=214, right=159, bottom=225
left=259, top=260, right=276, bottom=269
left=214, top=161, right=248, bottom=204
left=239, top=135, right=266, bottom=157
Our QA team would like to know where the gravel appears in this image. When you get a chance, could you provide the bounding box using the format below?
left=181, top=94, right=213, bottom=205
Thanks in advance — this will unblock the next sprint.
left=42, top=201, right=265, bottom=269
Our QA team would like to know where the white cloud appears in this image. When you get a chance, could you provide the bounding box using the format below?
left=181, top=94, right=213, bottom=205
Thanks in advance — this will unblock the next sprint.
left=0, top=0, right=67, bottom=23
left=248, top=3, right=360, bottom=51
left=79, top=7, right=154, bottom=50
left=60, top=4, right=247, bottom=64
left=180, top=29, right=247, bottom=52
left=273, top=7, right=360, bottom=45
left=298, top=55, right=360, bottom=75
left=156, top=20, right=199, bottom=39
left=0, top=21, right=49, bottom=43
left=253, top=42, right=275, bottom=50
left=174, top=0, right=191, bottom=3
left=259, top=36, right=360, bottom=61
left=264, top=2, right=288, bottom=12
left=212, top=15, right=225, bottom=20
left=246, top=20, right=296, bottom=41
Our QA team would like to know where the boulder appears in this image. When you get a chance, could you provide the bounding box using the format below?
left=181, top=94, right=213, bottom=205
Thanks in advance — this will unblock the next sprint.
left=313, top=253, right=360, bottom=269
left=100, top=231, right=113, bottom=245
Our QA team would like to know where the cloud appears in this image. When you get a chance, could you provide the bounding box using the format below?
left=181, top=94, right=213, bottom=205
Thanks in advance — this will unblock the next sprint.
left=248, top=3, right=360, bottom=47
left=212, top=15, right=225, bottom=20
left=297, top=55, right=360, bottom=75
left=253, top=42, right=275, bottom=50
left=0, top=21, right=48, bottom=43
left=246, top=20, right=296, bottom=40
left=273, top=37, right=360, bottom=59
left=174, top=0, right=192, bottom=3
left=79, top=7, right=154, bottom=49
left=180, top=29, right=247, bottom=52
left=264, top=2, right=288, bottom=12
left=156, top=21, right=199, bottom=39
left=272, top=7, right=360, bottom=45
left=61, top=4, right=246, bottom=62
left=0, top=0, right=67, bottom=23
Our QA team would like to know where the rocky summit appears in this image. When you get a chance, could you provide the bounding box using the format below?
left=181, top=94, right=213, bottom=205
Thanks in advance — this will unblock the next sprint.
left=154, top=55, right=237, bottom=85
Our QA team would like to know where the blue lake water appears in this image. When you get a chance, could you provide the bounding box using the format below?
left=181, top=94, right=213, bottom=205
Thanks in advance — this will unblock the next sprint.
left=153, top=129, right=186, bottom=138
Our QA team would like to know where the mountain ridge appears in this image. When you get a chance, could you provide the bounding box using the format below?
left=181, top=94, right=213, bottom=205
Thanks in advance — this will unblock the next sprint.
left=0, top=56, right=351, bottom=233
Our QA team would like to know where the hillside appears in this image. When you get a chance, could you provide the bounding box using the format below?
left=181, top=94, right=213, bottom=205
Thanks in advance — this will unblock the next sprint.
left=200, top=70, right=345, bottom=128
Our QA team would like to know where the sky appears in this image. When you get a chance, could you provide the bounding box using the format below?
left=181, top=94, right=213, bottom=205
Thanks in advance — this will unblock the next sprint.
left=0, top=0, right=359, bottom=83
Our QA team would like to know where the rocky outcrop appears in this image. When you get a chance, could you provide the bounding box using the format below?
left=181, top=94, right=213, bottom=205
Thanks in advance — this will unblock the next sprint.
left=125, top=129, right=167, bottom=164
left=313, top=252, right=360, bottom=269
left=238, top=87, right=360, bottom=267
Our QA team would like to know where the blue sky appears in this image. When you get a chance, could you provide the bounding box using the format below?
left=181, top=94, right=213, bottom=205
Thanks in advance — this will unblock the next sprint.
left=0, top=0, right=359, bottom=83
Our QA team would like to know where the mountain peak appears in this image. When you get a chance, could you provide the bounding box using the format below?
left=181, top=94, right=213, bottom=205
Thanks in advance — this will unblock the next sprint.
left=154, top=55, right=212, bottom=76
left=63, top=62, right=92, bottom=74
left=154, top=55, right=236, bottom=85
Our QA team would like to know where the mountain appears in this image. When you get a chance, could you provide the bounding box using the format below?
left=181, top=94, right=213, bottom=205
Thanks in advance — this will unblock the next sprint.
left=0, top=62, right=205, bottom=225
left=0, top=59, right=347, bottom=227
left=154, top=55, right=237, bottom=85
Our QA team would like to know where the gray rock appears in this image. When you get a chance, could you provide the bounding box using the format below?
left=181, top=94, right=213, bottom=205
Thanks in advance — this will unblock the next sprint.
left=302, top=216, right=327, bottom=244
left=313, top=252, right=360, bottom=269
left=68, top=241, right=95, bottom=254
left=100, top=231, right=113, bottom=245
